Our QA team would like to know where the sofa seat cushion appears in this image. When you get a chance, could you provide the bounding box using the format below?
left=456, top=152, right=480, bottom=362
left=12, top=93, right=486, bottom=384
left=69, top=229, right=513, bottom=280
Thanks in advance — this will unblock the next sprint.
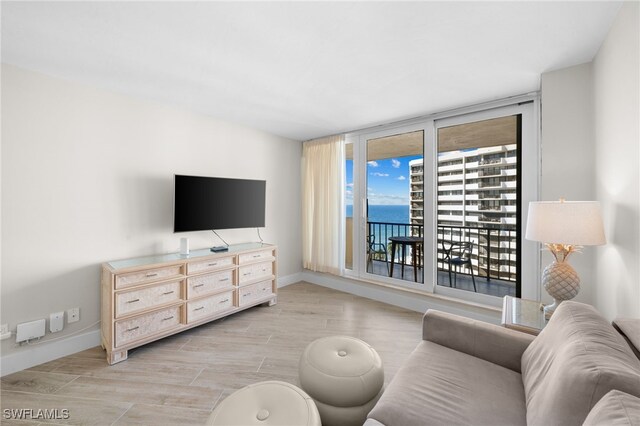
left=521, top=301, right=640, bottom=426
left=367, top=340, right=527, bottom=426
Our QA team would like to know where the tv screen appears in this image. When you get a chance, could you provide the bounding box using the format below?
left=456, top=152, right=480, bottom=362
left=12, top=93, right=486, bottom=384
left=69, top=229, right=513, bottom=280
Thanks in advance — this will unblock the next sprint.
left=174, top=175, right=266, bottom=232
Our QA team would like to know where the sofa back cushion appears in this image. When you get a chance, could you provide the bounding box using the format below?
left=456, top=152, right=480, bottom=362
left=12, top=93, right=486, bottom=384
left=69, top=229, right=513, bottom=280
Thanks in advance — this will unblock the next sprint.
left=521, top=301, right=640, bottom=426
left=613, top=318, right=640, bottom=360
left=583, top=390, right=640, bottom=426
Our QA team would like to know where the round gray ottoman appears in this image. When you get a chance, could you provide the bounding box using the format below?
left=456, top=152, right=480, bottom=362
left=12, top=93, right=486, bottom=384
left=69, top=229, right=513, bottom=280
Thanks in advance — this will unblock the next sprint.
left=206, top=381, right=321, bottom=426
left=299, top=335, right=384, bottom=426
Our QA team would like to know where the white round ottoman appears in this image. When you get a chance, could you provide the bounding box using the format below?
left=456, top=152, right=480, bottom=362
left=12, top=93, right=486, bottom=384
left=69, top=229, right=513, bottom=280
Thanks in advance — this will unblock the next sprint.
left=206, top=381, right=321, bottom=426
left=299, top=335, right=384, bottom=426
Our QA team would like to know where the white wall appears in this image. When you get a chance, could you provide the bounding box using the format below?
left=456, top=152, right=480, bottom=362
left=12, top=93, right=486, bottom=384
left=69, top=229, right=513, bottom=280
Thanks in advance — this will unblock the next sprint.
left=540, top=63, right=596, bottom=306
left=0, top=64, right=303, bottom=369
left=539, top=1, right=640, bottom=319
left=592, top=1, right=640, bottom=319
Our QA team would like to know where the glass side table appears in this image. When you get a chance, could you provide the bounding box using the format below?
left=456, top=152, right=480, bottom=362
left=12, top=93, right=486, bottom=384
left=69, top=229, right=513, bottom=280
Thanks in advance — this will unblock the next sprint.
left=501, top=295, right=548, bottom=335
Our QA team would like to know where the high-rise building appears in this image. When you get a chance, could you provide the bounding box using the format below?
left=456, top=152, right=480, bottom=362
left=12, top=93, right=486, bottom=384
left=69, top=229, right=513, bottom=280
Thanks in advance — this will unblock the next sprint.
left=409, top=159, right=424, bottom=226
left=409, top=144, right=518, bottom=281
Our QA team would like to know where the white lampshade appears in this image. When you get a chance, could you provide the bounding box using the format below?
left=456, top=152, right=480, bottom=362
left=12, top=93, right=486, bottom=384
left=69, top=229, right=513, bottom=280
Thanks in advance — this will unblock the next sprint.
left=525, top=201, right=606, bottom=246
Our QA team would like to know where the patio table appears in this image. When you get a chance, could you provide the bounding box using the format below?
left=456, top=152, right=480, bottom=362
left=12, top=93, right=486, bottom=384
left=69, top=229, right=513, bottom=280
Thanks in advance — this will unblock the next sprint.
left=388, top=236, right=423, bottom=282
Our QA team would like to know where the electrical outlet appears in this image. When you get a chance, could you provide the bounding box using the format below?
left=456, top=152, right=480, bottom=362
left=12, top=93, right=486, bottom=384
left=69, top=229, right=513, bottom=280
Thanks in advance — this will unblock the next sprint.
left=67, top=307, right=80, bottom=323
left=0, top=324, right=11, bottom=341
left=50, top=312, right=64, bottom=333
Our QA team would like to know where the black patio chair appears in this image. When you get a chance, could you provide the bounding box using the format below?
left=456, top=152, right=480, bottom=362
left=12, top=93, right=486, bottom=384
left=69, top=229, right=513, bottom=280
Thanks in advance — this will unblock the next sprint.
left=442, top=241, right=476, bottom=292
left=367, top=235, right=389, bottom=274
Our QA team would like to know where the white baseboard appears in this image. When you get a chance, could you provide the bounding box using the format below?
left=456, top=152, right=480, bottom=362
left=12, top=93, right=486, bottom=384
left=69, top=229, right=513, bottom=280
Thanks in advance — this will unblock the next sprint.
left=0, top=328, right=101, bottom=377
left=0, top=272, right=302, bottom=377
left=278, top=272, right=303, bottom=288
left=299, top=270, right=501, bottom=324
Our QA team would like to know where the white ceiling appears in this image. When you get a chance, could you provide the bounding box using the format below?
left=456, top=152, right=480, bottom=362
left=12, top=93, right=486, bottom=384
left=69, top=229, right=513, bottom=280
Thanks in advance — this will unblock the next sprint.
left=1, top=1, right=622, bottom=141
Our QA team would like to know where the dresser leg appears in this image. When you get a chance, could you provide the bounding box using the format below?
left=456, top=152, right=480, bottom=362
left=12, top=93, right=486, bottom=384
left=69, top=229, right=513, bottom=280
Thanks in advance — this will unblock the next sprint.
left=268, top=297, right=277, bottom=307
left=107, top=349, right=128, bottom=365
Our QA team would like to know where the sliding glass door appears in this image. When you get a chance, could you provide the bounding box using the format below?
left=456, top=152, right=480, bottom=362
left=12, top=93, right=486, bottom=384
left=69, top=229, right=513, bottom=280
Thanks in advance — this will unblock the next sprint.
left=343, top=98, right=539, bottom=304
left=346, top=123, right=432, bottom=290
left=366, top=130, right=425, bottom=283
left=435, top=115, right=521, bottom=298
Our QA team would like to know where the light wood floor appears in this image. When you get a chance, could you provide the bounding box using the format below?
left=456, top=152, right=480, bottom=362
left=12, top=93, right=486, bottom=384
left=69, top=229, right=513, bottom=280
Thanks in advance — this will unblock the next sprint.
left=1, top=282, right=423, bottom=425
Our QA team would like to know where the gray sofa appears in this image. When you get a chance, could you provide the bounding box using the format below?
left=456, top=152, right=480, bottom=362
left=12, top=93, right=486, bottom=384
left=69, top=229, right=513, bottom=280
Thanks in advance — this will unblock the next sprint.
left=366, top=301, right=640, bottom=426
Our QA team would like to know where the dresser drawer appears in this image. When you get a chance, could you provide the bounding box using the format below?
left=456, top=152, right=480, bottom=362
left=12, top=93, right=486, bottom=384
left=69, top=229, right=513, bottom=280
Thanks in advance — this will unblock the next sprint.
left=238, top=249, right=274, bottom=264
left=187, top=291, right=235, bottom=323
left=238, top=261, right=273, bottom=284
left=115, top=265, right=183, bottom=290
left=115, top=280, right=182, bottom=318
left=187, top=256, right=234, bottom=274
left=239, top=280, right=274, bottom=307
left=115, top=306, right=181, bottom=347
left=187, top=270, right=234, bottom=298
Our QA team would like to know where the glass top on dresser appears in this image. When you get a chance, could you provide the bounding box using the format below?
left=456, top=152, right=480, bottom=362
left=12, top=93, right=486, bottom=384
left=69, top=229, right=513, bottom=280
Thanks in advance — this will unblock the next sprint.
left=106, top=242, right=273, bottom=270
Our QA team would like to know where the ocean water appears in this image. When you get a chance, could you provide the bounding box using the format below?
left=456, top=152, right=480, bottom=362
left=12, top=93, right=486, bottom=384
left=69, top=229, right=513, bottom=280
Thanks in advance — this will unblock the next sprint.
left=345, top=204, right=409, bottom=224
left=346, top=204, right=412, bottom=243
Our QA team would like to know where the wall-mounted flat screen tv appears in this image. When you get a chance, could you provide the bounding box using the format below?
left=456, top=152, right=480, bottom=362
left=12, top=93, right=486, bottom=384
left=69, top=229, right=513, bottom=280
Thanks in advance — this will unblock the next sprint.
left=174, top=175, right=266, bottom=232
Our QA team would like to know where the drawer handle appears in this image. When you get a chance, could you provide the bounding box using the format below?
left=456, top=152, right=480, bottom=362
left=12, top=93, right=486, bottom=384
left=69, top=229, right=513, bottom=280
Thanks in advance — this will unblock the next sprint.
left=220, top=278, right=229, bottom=282
left=219, top=299, right=229, bottom=304
left=193, top=284, right=205, bottom=288
left=146, top=273, right=158, bottom=278
left=243, top=272, right=251, bottom=276
left=194, top=307, right=205, bottom=311
left=126, top=326, right=139, bottom=332
left=162, top=291, right=174, bottom=295
left=162, top=316, right=175, bottom=321
left=243, top=293, right=251, bottom=297
left=208, top=263, right=218, bottom=266
left=126, top=298, right=140, bottom=304
left=252, top=255, right=261, bottom=258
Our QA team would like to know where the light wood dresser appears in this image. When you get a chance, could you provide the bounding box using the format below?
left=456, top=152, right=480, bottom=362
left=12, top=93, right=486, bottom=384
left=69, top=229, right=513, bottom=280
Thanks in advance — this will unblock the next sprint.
left=101, top=243, right=277, bottom=364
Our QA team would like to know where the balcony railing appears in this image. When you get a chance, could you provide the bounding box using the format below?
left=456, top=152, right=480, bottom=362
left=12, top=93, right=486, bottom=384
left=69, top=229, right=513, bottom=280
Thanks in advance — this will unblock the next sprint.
left=366, top=221, right=517, bottom=284
left=479, top=204, right=501, bottom=211
left=478, top=180, right=503, bottom=189
left=478, top=215, right=502, bottom=223
left=437, top=224, right=517, bottom=283
left=479, top=158, right=505, bottom=166
left=368, top=221, right=424, bottom=245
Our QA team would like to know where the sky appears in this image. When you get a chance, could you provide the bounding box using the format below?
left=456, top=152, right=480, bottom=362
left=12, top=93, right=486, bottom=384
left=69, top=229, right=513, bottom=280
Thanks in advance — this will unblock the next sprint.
left=346, top=155, right=422, bottom=206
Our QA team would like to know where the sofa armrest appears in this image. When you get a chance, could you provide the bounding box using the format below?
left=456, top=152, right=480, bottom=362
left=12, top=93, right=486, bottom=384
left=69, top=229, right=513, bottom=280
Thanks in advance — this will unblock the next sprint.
left=422, top=309, right=535, bottom=373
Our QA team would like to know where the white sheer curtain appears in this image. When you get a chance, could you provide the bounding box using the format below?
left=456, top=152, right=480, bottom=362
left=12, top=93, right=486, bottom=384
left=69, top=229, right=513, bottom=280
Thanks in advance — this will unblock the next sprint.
left=301, top=135, right=344, bottom=274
